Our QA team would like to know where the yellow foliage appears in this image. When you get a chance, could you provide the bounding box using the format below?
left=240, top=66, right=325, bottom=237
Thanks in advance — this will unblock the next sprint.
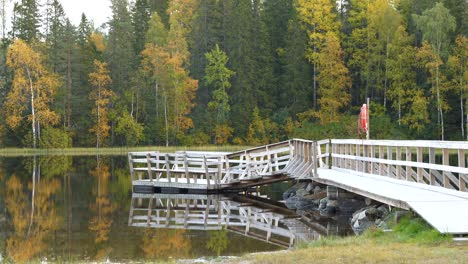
left=89, top=60, right=116, bottom=147
left=5, top=174, right=61, bottom=263
left=5, top=39, right=61, bottom=146
left=141, top=229, right=191, bottom=259
left=214, top=124, right=233, bottom=144
left=89, top=159, right=117, bottom=245
left=90, top=32, right=106, bottom=52
left=314, top=33, right=351, bottom=124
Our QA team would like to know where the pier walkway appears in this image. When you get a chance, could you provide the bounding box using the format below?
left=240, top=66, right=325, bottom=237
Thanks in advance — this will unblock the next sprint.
left=128, top=139, right=468, bottom=235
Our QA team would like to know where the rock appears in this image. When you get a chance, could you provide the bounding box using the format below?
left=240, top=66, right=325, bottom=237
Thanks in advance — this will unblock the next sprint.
left=377, top=205, right=389, bottom=216
left=313, top=186, right=322, bottom=194
left=365, top=207, right=379, bottom=218
left=282, top=182, right=309, bottom=200
left=319, top=198, right=328, bottom=210
left=306, top=182, right=314, bottom=192
left=326, top=200, right=338, bottom=208
left=350, top=206, right=379, bottom=235
left=295, top=197, right=319, bottom=211
left=337, top=199, right=367, bottom=214
left=285, top=196, right=299, bottom=209
left=295, top=188, right=310, bottom=197
left=303, top=190, right=327, bottom=200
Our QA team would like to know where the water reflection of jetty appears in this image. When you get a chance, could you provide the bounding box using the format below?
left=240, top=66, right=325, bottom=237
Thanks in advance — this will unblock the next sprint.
left=128, top=193, right=326, bottom=248
left=129, top=193, right=321, bottom=247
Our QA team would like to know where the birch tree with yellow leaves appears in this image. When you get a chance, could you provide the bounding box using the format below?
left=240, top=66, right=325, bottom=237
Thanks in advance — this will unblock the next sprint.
left=5, top=39, right=61, bottom=148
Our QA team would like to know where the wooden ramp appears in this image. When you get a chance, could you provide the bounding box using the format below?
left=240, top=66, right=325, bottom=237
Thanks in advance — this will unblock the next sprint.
left=315, top=168, right=468, bottom=234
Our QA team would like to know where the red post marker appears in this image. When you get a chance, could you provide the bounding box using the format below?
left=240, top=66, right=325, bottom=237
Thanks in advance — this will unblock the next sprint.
left=359, top=104, right=369, bottom=139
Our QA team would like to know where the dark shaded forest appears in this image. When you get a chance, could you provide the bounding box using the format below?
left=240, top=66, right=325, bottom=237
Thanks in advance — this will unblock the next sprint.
left=0, top=0, right=466, bottom=148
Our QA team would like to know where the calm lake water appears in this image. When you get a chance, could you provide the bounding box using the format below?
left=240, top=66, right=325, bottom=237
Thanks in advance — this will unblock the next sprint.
left=0, top=155, right=351, bottom=262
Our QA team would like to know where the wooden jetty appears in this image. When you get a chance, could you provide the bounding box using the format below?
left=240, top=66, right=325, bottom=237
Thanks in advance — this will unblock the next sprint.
left=129, top=138, right=468, bottom=235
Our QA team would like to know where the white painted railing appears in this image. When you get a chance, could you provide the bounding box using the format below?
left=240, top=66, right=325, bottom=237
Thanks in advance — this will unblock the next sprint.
left=323, top=139, right=468, bottom=192
left=128, top=139, right=322, bottom=188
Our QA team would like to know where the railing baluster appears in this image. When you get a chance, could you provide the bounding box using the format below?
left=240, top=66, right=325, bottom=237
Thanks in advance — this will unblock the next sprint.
left=166, top=154, right=171, bottom=183
left=417, top=147, right=423, bottom=183
left=184, top=154, right=189, bottom=184
left=128, top=153, right=134, bottom=182
left=458, top=149, right=466, bottom=191
left=396, top=146, right=402, bottom=179
left=379, top=145, right=384, bottom=176
left=387, top=146, right=392, bottom=178
left=406, top=147, right=412, bottom=181
left=146, top=153, right=153, bottom=182
left=443, top=148, right=450, bottom=188
left=429, top=147, right=436, bottom=185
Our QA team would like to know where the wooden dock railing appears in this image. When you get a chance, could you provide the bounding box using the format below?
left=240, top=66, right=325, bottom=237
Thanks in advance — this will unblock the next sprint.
left=323, top=139, right=468, bottom=192
left=128, top=139, right=322, bottom=189
left=129, top=139, right=468, bottom=192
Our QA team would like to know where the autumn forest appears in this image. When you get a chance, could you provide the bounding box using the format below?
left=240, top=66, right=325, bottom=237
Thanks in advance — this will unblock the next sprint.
left=0, top=0, right=467, bottom=149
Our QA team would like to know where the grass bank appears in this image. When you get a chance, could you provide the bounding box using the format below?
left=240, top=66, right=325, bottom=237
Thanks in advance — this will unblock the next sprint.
left=0, top=145, right=252, bottom=157
left=230, top=217, right=468, bottom=264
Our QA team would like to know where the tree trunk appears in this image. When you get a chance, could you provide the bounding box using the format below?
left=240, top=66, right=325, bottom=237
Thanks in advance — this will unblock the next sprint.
left=27, top=68, right=37, bottom=149
left=436, top=65, right=444, bottom=140
left=461, top=90, right=464, bottom=139
left=384, top=36, right=389, bottom=108
left=97, top=82, right=101, bottom=148
left=28, top=156, right=37, bottom=236
left=67, top=45, right=72, bottom=129
left=164, top=93, right=169, bottom=147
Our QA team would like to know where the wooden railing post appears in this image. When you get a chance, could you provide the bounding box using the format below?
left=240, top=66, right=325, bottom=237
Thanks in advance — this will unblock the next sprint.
left=217, top=156, right=222, bottom=188
left=184, top=154, right=189, bottom=184
left=146, top=153, right=153, bottom=182
left=313, top=141, right=318, bottom=177
left=405, top=147, right=412, bottom=181
left=165, top=154, right=171, bottom=183
left=458, top=149, right=466, bottom=191
left=429, top=147, right=436, bottom=185
left=379, top=145, right=384, bottom=176
left=370, top=145, right=375, bottom=174
left=128, top=153, right=134, bottom=181
left=442, top=148, right=450, bottom=188
left=396, top=146, right=402, bottom=179
left=204, top=155, right=210, bottom=189
left=356, top=144, right=361, bottom=172
left=417, top=147, right=423, bottom=183
left=387, top=146, right=393, bottom=178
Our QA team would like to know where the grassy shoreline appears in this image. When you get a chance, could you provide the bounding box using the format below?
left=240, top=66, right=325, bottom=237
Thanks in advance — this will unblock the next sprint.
left=0, top=145, right=252, bottom=157
left=228, top=217, right=468, bottom=264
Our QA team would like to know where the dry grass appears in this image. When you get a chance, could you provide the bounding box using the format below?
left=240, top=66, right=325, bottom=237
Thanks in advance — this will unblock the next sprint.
left=231, top=217, right=468, bottom=264
left=234, top=239, right=468, bottom=264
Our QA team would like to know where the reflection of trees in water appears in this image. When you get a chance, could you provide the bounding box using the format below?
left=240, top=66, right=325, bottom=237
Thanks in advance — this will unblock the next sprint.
left=88, top=156, right=117, bottom=260
left=206, top=229, right=229, bottom=256
left=5, top=157, right=61, bottom=263
left=141, top=229, right=191, bottom=259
